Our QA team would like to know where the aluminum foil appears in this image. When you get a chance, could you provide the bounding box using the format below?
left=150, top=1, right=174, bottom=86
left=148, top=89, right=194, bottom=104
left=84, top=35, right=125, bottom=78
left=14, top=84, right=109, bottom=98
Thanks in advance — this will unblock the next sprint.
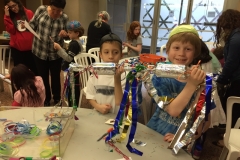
left=142, top=72, right=172, bottom=110
left=168, top=101, right=198, bottom=154
left=155, top=63, right=188, bottom=79
left=69, top=67, right=76, bottom=108
left=173, top=105, right=206, bottom=154
left=92, top=63, right=116, bottom=75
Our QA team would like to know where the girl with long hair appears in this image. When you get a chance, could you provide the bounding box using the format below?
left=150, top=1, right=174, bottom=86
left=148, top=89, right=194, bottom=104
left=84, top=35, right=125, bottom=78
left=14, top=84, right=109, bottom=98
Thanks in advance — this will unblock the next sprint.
left=213, top=9, right=240, bottom=147
left=11, top=64, right=45, bottom=107
left=4, top=0, right=37, bottom=75
left=123, top=21, right=142, bottom=57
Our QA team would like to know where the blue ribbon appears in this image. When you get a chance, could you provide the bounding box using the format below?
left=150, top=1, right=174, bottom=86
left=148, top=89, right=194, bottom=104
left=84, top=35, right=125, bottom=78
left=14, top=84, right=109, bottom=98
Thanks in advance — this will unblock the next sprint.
left=205, top=75, right=212, bottom=121
left=105, top=79, right=130, bottom=141
left=126, top=78, right=143, bottom=156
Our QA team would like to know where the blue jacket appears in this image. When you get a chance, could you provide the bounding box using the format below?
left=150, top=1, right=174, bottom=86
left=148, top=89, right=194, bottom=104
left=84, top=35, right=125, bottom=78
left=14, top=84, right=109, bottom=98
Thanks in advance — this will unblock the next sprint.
left=217, top=28, right=240, bottom=84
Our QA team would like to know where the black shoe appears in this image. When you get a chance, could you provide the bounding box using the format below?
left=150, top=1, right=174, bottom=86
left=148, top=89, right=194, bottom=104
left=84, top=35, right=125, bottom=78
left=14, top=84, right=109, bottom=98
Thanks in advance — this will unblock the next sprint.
left=44, top=101, right=50, bottom=107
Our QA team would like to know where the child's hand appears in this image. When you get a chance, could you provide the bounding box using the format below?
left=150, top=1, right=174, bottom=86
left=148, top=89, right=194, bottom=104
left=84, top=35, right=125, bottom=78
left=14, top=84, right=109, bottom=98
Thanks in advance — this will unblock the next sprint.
left=59, top=30, right=68, bottom=37
left=164, top=133, right=174, bottom=143
left=98, top=104, right=112, bottom=114
left=194, top=132, right=201, bottom=140
left=123, top=42, right=130, bottom=47
left=53, top=42, right=61, bottom=50
left=4, top=74, right=10, bottom=79
left=4, top=5, right=10, bottom=16
left=115, top=65, right=125, bottom=77
left=187, top=67, right=205, bottom=87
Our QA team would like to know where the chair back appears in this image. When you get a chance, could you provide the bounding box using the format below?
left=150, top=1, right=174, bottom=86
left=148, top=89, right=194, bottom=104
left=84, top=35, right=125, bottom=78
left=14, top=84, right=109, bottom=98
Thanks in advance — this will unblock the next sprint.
left=224, top=96, right=240, bottom=146
left=74, top=53, right=99, bottom=88
left=0, top=45, right=11, bottom=84
left=88, top=47, right=101, bottom=62
left=79, top=36, right=87, bottom=45
left=160, top=44, right=166, bottom=57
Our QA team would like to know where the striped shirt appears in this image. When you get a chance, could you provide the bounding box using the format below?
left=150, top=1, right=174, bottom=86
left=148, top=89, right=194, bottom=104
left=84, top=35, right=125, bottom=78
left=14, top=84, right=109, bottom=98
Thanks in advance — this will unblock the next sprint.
left=29, top=5, right=68, bottom=60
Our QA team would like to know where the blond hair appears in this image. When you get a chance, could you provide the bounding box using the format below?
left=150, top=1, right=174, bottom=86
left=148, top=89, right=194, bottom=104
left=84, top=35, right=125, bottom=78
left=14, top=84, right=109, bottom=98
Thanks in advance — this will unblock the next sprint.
left=94, top=11, right=110, bottom=28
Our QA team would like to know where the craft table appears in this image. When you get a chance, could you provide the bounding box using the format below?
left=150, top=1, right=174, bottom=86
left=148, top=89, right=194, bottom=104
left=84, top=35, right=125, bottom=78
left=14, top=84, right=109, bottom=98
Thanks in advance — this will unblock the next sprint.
left=0, top=107, right=192, bottom=160
left=64, top=108, right=192, bottom=160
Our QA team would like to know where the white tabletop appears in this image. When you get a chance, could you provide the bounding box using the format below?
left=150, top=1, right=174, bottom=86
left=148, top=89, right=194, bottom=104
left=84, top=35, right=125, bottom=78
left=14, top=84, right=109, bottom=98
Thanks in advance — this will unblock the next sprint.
left=64, top=108, right=191, bottom=160
left=0, top=107, right=192, bottom=160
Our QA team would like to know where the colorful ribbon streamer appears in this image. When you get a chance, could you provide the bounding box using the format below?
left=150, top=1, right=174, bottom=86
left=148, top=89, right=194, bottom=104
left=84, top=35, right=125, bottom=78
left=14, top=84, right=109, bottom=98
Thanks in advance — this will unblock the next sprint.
left=205, top=75, right=212, bottom=121
left=126, top=78, right=143, bottom=156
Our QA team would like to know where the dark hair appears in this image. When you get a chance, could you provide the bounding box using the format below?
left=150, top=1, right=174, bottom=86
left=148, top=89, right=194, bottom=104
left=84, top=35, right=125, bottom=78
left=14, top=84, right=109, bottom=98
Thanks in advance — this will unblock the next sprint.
left=191, top=40, right=212, bottom=65
left=50, top=0, right=66, bottom=9
left=11, top=64, right=41, bottom=105
left=100, top=33, right=122, bottom=52
left=69, top=26, right=84, bottom=37
left=127, top=21, right=141, bottom=41
left=215, top=9, right=240, bottom=44
left=212, top=46, right=224, bottom=60
left=4, top=0, right=28, bottom=28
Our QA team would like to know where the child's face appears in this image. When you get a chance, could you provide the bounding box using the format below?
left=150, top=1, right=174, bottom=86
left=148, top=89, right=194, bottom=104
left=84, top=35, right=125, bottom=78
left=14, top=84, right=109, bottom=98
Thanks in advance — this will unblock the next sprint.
left=100, top=42, right=122, bottom=63
left=167, top=41, right=195, bottom=66
left=67, top=30, right=79, bottom=40
left=134, top=26, right=140, bottom=36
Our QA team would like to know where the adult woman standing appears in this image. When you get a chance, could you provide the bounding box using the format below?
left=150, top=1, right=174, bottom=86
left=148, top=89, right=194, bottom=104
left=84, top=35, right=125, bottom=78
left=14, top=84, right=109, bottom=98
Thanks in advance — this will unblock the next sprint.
left=29, top=0, right=68, bottom=106
left=123, top=21, right=142, bottom=57
left=86, top=11, right=111, bottom=52
left=213, top=9, right=240, bottom=147
left=4, top=0, right=37, bottom=75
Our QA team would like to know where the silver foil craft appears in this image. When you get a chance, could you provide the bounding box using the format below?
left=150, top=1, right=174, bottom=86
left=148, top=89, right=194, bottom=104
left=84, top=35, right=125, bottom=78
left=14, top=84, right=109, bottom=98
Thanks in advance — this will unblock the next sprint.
left=167, top=99, right=199, bottom=152
left=69, top=64, right=77, bottom=109
left=92, top=63, right=116, bottom=75
left=168, top=100, right=202, bottom=154
left=155, top=63, right=188, bottom=79
left=177, top=105, right=206, bottom=153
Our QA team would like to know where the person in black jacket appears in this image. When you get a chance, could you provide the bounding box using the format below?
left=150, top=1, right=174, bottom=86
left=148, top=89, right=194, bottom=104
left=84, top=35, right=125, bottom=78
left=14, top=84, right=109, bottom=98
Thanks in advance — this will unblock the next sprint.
left=213, top=9, right=240, bottom=147
left=86, top=11, right=111, bottom=53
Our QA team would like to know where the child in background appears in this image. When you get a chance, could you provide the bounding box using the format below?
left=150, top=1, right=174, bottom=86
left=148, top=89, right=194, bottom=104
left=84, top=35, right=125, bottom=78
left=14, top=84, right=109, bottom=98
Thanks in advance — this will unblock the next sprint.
left=11, top=64, right=45, bottom=107
left=86, top=33, right=125, bottom=114
left=123, top=21, right=142, bottom=57
left=147, top=25, right=210, bottom=141
left=212, top=46, right=224, bottom=67
left=191, top=40, right=221, bottom=74
left=54, top=20, right=84, bottom=70
left=53, top=20, right=84, bottom=107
